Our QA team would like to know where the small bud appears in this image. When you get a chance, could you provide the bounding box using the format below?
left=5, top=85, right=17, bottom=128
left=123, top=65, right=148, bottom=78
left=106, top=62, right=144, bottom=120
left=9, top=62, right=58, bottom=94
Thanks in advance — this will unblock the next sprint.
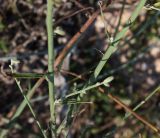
left=10, top=59, right=20, bottom=66
left=97, top=0, right=103, bottom=7
left=109, top=37, right=114, bottom=43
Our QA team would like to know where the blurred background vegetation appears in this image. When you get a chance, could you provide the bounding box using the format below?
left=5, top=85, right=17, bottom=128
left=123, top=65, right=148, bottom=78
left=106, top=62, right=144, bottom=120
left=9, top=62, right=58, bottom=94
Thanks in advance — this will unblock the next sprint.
left=0, top=0, right=160, bottom=138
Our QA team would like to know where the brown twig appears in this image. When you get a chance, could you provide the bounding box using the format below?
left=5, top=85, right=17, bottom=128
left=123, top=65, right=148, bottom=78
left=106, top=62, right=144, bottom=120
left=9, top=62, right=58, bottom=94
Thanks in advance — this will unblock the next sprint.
left=107, top=93, right=160, bottom=133
left=60, top=69, right=86, bottom=81
left=55, top=7, right=94, bottom=26
left=54, top=6, right=106, bottom=69
left=54, top=0, right=113, bottom=70
left=71, top=0, right=87, bottom=9
left=98, top=87, right=160, bottom=134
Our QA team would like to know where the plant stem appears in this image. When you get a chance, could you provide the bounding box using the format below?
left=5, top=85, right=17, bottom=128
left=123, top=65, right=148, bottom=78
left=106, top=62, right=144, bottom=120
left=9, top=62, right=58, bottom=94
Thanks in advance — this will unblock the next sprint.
left=94, top=0, right=147, bottom=79
left=46, top=0, right=56, bottom=136
left=124, top=85, right=160, bottom=119
left=7, top=65, right=47, bottom=138
left=14, top=78, right=47, bottom=138
left=0, top=77, right=45, bottom=137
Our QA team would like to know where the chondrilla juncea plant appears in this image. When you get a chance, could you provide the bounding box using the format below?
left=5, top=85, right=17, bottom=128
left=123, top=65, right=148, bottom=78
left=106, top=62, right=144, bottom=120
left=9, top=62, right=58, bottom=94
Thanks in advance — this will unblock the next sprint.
left=1, top=0, right=160, bottom=137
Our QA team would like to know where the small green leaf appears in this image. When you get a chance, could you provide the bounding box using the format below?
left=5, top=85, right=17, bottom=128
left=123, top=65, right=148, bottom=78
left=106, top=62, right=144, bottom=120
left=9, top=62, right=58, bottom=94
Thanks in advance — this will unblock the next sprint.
left=10, top=59, right=20, bottom=66
left=154, top=2, right=160, bottom=8
left=103, top=76, right=114, bottom=84
left=103, top=76, right=114, bottom=87
left=54, top=27, right=65, bottom=36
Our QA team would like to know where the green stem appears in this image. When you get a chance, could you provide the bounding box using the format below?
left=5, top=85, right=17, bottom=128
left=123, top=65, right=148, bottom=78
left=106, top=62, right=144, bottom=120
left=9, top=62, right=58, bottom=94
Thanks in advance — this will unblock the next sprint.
left=8, top=65, right=47, bottom=138
left=124, top=85, right=160, bottom=119
left=0, top=77, right=44, bottom=138
left=14, top=78, right=47, bottom=138
left=93, top=0, right=147, bottom=79
left=63, top=82, right=103, bottom=99
left=57, top=76, right=113, bottom=103
left=46, top=0, right=56, bottom=136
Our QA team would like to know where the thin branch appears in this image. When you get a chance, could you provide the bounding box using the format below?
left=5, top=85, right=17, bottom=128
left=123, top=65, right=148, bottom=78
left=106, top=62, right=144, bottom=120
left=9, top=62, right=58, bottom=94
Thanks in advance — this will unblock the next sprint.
left=55, top=7, right=93, bottom=26
left=107, top=93, right=160, bottom=133
left=54, top=5, right=106, bottom=69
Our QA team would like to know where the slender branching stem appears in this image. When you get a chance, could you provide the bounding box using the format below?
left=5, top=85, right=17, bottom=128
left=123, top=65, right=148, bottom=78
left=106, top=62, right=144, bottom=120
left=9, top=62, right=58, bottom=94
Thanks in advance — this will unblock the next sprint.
left=46, top=0, right=56, bottom=136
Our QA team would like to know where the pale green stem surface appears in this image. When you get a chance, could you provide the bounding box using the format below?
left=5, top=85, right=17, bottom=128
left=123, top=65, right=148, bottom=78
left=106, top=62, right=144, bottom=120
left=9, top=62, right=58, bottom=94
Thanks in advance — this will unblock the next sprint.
left=46, top=0, right=56, bottom=136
